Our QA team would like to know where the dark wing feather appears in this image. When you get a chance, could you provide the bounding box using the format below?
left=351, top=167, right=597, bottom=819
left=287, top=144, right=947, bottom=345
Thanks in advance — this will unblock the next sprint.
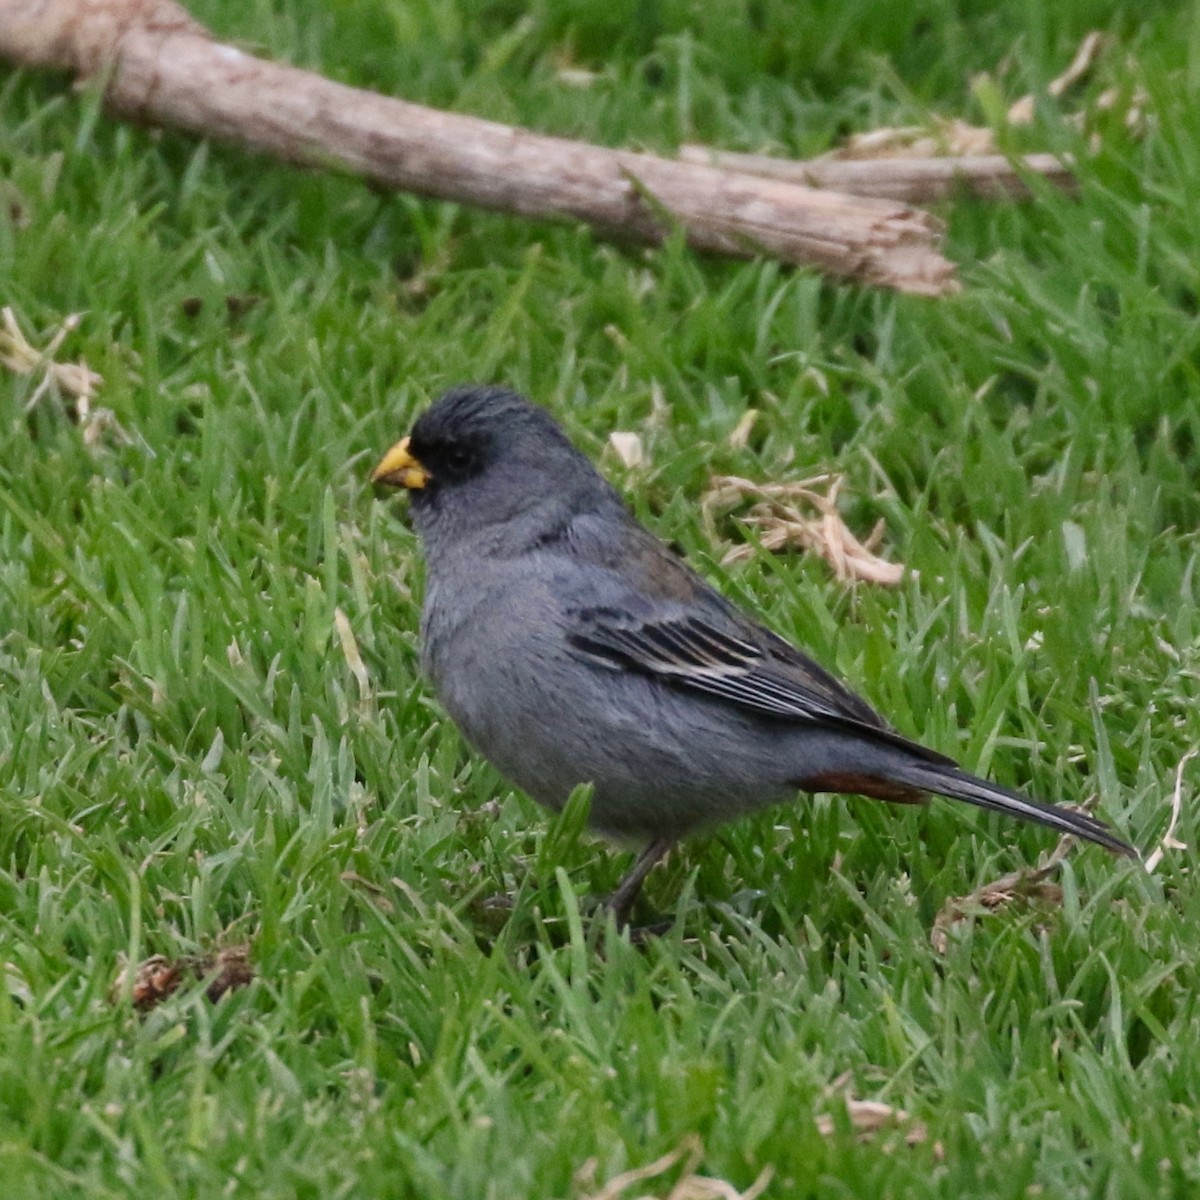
left=568, top=606, right=956, bottom=766
left=569, top=612, right=834, bottom=720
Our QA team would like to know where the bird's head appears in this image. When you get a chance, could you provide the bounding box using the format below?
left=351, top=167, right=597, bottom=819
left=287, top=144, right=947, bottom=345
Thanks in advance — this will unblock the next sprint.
left=373, top=385, right=617, bottom=546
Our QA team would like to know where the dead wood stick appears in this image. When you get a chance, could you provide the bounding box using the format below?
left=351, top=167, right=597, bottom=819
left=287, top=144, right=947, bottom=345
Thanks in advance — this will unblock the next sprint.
left=680, top=146, right=1076, bottom=203
left=0, top=0, right=958, bottom=295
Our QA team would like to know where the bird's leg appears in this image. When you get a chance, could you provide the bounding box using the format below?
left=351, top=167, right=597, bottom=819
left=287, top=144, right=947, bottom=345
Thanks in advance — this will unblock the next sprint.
left=605, top=838, right=673, bottom=927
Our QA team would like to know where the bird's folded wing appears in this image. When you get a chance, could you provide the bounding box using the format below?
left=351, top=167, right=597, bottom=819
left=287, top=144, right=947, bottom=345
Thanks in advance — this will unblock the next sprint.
left=554, top=512, right=952, bottom=763
left=568, top=607, right=907, bottom=734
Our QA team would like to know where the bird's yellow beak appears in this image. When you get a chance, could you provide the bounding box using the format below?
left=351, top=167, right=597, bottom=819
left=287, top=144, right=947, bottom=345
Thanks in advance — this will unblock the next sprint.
left=372, top=436, right=430, bottom=489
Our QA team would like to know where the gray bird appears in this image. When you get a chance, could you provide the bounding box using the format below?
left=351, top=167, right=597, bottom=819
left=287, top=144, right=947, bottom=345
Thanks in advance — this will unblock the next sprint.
left=372, top=385, right=1133, bottom=923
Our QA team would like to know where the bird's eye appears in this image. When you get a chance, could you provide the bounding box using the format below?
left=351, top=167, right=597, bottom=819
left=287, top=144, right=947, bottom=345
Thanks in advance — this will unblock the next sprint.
left=444, top=445, right=473, bottom=471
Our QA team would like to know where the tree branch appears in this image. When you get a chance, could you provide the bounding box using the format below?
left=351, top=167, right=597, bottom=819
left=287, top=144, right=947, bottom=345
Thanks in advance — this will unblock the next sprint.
left=0, top=0, right=959, bottom=295
left=679, top=146, right=1076, bottom=204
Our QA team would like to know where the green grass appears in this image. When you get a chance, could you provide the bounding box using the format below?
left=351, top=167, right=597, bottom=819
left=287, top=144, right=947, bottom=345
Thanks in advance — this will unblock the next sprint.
left=1, top=0, right=1199, bottom=1195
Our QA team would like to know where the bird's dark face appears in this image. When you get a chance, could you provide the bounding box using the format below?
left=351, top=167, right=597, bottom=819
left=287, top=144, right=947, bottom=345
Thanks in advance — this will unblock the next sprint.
left=372, top=385, right=616, bottom=546
left=374, top=398, right=497, bottom=494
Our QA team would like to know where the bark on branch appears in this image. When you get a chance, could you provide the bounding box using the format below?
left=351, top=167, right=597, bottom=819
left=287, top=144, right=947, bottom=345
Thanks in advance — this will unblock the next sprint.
left=0, top=0, right=959, bottom=295
left=679, top=146, right=1076, bottom=204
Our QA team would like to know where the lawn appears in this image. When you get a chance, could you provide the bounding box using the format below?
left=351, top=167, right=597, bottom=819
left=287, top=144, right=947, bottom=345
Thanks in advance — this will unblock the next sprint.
left=1, top=1, right=1198, bottom=1196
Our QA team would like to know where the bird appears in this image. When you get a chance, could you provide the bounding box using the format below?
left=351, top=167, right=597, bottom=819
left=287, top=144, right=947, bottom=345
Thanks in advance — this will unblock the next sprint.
left=371, top=384, right=1134, bottom=924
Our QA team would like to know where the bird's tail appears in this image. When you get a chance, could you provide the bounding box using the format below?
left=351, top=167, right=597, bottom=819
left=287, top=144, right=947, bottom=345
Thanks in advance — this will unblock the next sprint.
left=887, top=759, right=1135, bottom=857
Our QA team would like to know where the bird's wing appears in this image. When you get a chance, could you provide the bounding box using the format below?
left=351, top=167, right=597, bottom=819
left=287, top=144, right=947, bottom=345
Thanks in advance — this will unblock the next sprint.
left=548, top=527, right=909, bottom=746
left=547, top=510, right=952, bottom=761
left=568, top=604, right=877, bottom=724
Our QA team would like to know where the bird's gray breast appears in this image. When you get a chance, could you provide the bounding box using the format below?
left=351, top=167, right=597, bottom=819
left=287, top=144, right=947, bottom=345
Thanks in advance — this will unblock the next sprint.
left=419, top=548, right=609, bottom=808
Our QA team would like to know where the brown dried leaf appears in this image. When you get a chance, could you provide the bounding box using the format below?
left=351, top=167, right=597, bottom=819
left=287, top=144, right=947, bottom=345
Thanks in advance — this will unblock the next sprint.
left=1145, top=749, right=1193, bottom=874
left=0, top=306, right=102, bottom=406
left=576, top=1135, right=773, bottom=1200
left=833, top=31, right=1111, bottom=164
left=0, top=306, right=132, bottom=449
left=1047, top=31, right=1109, bottom=100
left=1096, top=83, right=1151, bottom=137
left=113, top=945, right=254, bottom=1011
left=833, top=124, right=929, bottom=158
left=1004, top=34, right=1108, bottom=124
left=705, top=474, right=907, bottom=586
left=115, top=954, right=186, bottom=1012
left=833, top=117, right=999, bottom=160
left=341, top=869, right=397, bottom=914
left=203, top=946, right=254, bottom=1002
left=937, top=119, right=1001, bottom=154
left=727, top=408, right=758, bottom=450
left=815, top=1097, right=931, bottom=1150
left=608, top=431, right=645, bottom=469
left=930, top=835, right=1075, bottom=954
left=557, top=67, right=598, bottom=88
left=334, top=607, right=372, bottom=706
left=80, top=405, right=135, bottom=448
